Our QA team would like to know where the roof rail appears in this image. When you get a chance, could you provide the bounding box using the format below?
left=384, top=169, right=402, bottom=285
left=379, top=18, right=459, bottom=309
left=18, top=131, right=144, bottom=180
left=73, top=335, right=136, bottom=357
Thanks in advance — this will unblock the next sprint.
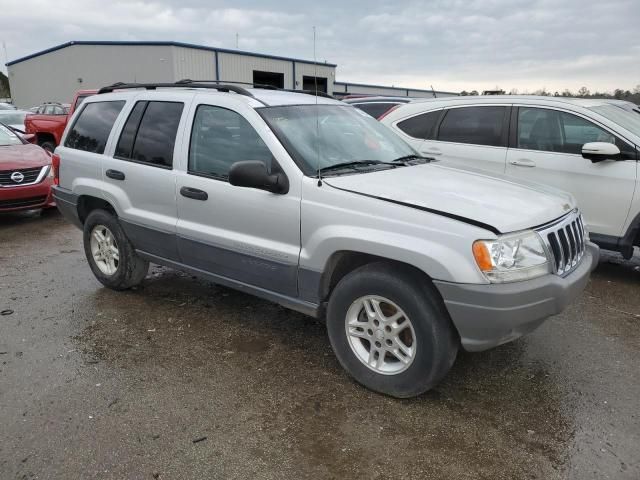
left=97, top=81, right=255, bottom=98
left=177, top=79, right=335, bottom=99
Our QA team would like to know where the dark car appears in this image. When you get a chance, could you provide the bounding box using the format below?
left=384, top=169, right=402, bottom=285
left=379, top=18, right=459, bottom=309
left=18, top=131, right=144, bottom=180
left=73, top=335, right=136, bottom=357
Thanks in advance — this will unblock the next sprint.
left=342, top=96, right=414, bottom=119
left=0, top=123, right=55, bottom=212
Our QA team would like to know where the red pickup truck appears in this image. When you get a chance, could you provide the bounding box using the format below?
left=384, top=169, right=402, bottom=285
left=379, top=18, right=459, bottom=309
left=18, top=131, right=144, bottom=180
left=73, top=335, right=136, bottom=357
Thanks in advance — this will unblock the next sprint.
left=25, top=89, right=96, bottom=152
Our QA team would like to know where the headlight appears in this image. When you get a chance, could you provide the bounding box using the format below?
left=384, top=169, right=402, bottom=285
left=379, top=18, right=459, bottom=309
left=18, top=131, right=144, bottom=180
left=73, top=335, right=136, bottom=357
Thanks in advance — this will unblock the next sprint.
left=473, top=231, right=550, bottom=283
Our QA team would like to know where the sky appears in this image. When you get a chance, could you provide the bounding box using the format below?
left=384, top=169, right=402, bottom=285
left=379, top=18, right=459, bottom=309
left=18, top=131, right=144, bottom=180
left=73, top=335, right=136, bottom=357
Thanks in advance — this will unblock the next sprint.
left=1, top=0, right=639, bottom=93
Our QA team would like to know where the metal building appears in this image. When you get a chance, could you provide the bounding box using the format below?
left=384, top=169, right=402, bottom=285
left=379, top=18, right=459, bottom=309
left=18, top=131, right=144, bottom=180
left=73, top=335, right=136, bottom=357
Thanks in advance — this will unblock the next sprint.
left=6, top=40, right=457, bottom=108
left=333, top=81, right=459, bottom=99
left=6, top=41, right=337, bottom=108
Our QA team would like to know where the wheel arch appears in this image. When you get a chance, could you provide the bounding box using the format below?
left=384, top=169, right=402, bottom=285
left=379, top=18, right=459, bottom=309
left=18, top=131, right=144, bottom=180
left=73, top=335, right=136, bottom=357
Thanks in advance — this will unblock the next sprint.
left=76, top=195, right=116, bottom=224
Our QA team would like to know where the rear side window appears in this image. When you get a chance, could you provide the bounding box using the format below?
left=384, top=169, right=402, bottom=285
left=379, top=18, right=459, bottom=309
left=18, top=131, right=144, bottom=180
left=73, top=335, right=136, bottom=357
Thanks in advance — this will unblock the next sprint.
left=438, top=106, right=506, bottom=147
left=115, top=101, right=184, bottom=168
left=65, top=101, right=125, bottom=154
left=188, top=105, right=272, bottom=180
left=397, top=110, right=442, bottom=139
left=354, top=103, right=398, bottom=119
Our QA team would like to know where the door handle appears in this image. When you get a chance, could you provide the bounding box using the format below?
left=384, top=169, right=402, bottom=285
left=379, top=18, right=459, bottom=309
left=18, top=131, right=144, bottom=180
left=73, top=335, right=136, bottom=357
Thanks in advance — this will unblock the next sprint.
left=421, top=149, right=442, bottom=156
left=509, top=159, right=536, bottom=168
left=180, top=186, right=208, bottom=201
left=106, top=169, right=125, bottom=180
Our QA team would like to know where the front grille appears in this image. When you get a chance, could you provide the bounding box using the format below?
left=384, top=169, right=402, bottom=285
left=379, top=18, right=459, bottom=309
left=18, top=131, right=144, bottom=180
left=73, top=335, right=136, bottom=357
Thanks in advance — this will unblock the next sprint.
left=0, top=196, right=47, bottom=209
left=537, top=210, right=586, bottom=276
left=0, top=167, right=46, bottom=186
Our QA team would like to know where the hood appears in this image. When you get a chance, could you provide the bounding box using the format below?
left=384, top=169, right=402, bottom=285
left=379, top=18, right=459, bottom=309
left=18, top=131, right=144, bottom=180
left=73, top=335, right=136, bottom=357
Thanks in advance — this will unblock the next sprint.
left=324, top=163, right=576, bottom=234
left=0, top=144, right=51, bottom=171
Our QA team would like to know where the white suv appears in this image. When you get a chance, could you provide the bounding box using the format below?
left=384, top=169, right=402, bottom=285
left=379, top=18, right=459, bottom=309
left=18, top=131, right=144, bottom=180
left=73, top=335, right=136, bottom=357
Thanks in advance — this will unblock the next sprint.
left=382, top=96, right=640, bottom=258
left=52, top=83, right=598, bottom=397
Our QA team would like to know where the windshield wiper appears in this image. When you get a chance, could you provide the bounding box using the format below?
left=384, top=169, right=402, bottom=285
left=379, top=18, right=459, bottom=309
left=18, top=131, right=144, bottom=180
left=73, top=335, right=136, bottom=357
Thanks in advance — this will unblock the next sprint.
left=318, top=160, right=399, bottom=174
left=392, top=154, right=433, bottom=163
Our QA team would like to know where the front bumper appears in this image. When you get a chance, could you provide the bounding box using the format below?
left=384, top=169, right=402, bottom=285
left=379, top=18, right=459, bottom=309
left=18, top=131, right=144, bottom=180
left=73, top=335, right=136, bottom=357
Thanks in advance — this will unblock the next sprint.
left=0, top=177, right=55, bottom=212
left=434, top=242, right=599, bottom=352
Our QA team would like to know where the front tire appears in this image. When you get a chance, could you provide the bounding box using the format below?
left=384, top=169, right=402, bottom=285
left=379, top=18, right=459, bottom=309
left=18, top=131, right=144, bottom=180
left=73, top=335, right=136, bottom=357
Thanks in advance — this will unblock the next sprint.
left=326, top=263, right=458, bottom=398
left=83, top=209, right=148, bottom=290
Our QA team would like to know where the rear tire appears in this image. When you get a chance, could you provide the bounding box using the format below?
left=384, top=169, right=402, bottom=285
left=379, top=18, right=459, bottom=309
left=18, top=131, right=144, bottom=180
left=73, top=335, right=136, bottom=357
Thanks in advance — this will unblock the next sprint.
left=83, top=209, right=148, bottom=290
left=326, top=262, right=458, bottom=398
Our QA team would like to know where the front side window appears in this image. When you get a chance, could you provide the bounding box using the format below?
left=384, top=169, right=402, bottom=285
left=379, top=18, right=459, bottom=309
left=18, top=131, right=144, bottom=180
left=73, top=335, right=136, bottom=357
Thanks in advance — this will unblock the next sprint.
left=438, top=106, right=506, bottom=147
left=189, top=105, right=273, bottom=180
left=44, top=105, right=55, bottom=115
left=517, top=107, right=628, bottom=156
left=397, top=110, right=442, bottom=139
left=115, top=101, right=184, bottom=168
left=65, top=101, right=125, bottom=154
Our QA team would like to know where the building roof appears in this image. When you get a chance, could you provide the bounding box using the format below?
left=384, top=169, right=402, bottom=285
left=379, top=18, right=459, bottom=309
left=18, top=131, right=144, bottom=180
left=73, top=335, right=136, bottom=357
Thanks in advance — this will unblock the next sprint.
left=334, top=81, right=459, bottom=96
left=6, top=40, right=338, bottom=68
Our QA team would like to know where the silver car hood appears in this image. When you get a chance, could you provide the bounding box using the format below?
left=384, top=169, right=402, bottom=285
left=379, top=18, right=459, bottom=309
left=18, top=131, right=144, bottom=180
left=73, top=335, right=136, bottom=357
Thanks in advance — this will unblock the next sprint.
left=323, top=163, right=576, bottom=234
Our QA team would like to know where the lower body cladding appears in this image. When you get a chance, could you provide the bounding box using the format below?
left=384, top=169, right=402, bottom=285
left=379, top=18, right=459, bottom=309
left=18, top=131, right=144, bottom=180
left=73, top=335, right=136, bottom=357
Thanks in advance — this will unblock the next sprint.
left=434, top=242, right=599, bottom=352
left=0, top=178, right=55, bottom=212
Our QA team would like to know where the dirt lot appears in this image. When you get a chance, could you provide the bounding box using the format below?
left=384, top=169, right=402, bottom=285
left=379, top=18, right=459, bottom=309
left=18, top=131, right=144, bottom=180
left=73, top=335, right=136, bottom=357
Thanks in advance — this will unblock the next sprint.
left=0, top=211, right=638, bottom=480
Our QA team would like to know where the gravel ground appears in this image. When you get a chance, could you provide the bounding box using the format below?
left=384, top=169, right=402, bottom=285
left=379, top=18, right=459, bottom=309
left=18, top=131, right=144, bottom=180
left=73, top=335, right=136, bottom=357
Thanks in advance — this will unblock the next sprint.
left=0, top=210, right=638, bottom=480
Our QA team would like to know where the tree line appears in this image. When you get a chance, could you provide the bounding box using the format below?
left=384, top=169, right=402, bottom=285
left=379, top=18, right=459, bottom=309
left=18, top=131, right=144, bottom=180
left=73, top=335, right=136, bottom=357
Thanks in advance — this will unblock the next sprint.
left=459, top=85, right=640, bottom=104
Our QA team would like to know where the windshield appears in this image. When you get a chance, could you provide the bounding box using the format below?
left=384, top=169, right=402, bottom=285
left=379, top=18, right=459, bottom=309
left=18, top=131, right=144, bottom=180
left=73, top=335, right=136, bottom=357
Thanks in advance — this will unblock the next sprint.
left=0, top=124, right=23, bottom=146
left=260, top=105, right=416, bottom=175
left=589, top=104, right=640, bottom=137
left=0, top=112, right=26, bottom=126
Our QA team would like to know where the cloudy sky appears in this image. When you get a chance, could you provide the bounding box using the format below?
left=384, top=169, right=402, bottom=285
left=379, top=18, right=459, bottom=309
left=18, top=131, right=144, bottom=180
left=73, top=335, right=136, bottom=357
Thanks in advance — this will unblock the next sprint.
left=1, top=0, right=639, bottom=93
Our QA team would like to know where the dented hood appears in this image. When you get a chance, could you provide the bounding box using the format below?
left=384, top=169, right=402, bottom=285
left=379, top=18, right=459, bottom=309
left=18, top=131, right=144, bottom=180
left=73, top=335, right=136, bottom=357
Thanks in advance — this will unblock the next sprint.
left=324, top=163, right=576, bottom=234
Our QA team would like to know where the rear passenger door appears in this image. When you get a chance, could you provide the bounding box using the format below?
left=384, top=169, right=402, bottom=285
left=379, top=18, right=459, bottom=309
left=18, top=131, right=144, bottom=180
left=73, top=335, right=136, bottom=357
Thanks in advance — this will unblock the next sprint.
left=175, top=100, right=301, bottom=297
left=101, top=99, right=187, bottom=260
left=426, top=105, right=510, bottom=174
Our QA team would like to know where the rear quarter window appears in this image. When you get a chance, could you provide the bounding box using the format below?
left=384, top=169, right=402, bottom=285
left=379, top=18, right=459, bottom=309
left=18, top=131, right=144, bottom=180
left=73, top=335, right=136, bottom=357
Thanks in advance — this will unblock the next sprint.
left=65, top=101, right=125, bottom=154
left=397, top=110, right=442, bottom=139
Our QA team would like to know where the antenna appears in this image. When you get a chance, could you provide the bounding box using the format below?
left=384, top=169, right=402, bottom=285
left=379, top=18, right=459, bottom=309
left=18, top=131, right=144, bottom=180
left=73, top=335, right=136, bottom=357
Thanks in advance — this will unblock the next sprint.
left=431, top=85, right=437, bottom=98
left=314, top=26, right=322, bottom=187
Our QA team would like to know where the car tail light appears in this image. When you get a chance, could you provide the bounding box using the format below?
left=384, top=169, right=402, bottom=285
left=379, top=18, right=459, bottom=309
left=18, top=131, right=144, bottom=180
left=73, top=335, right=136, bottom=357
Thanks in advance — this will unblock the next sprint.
left=377, top=104, right=401, bottom=121
left=51, top=153, right=61, bottom=185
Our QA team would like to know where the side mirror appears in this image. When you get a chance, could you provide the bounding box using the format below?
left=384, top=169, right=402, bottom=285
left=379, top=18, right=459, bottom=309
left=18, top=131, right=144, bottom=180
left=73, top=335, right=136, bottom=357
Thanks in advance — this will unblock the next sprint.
left=582, top=142, right=620, bottom=163
left=22, top=133, right=37, bottom=144
left=229, top=161, right=289, bottom=194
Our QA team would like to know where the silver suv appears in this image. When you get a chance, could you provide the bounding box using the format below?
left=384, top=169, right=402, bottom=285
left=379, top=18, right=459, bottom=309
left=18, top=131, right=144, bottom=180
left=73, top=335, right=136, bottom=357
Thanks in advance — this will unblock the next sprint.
left=52, top=82, right=599, bottom=397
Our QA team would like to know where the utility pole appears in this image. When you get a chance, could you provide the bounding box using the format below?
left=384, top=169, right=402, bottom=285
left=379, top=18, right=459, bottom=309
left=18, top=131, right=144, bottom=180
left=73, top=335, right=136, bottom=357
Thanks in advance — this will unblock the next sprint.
left=2, top=42, right=8, bottom=75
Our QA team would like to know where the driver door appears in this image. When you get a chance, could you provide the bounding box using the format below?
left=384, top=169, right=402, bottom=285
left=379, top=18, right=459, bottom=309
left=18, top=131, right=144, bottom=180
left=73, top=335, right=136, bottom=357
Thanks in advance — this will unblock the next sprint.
left=175, top=99, right=301, bottom=297
left=505, top=106, right=637, bottom=237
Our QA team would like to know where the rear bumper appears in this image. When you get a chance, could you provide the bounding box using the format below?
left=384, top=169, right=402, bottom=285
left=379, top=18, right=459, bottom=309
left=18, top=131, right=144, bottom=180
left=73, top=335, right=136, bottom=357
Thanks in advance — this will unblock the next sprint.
left=51, top=186, right=82, bottom=228
left=434, top=242, right=599, bottom=352
left=0, top=178, right=55, bottom=212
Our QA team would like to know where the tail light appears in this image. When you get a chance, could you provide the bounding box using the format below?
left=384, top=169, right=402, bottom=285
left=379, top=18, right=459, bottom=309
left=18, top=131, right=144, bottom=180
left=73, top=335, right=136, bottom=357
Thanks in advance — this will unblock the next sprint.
left=51, top=153, right=61, bottom=185
left=377, top=104, right=401, bottom=121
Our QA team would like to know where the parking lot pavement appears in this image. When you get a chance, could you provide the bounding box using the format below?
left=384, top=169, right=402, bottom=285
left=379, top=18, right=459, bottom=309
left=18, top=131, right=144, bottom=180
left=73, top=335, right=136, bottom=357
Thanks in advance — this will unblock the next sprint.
left=0, top=211, right=638, bottom=480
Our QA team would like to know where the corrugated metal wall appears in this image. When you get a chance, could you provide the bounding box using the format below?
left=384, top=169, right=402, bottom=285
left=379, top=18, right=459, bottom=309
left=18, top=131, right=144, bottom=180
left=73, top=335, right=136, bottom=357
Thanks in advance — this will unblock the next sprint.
left=217, top=52, right=293, bottom=87
left=8, top=44, right=175, bottom=108
left=294, top=63, right=335, bottom=94
left=172, top=47, right=216, bottom=81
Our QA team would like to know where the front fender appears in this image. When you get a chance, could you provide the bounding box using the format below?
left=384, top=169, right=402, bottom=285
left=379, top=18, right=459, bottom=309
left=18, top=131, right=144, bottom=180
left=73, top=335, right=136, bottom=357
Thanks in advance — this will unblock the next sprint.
left=300, top=224, right=488, bottom=285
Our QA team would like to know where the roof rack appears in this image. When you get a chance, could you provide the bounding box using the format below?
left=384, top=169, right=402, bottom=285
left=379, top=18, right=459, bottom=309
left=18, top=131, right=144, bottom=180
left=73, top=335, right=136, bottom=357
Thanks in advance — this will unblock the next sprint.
left=177, top=79, right=335, bottom=99
left=97, top=81, right=255, bottom=98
